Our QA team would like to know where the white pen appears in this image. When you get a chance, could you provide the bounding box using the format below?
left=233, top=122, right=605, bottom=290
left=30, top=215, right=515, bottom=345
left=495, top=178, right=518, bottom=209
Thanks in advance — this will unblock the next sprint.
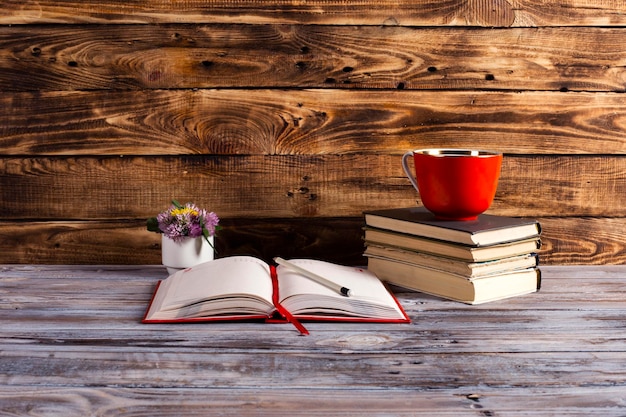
left=273, top=257, right=352, bottom=297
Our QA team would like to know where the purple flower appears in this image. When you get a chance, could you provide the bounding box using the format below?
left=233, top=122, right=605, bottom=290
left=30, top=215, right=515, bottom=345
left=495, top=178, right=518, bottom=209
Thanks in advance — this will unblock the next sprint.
left=201, top=210, right=220, bottom=236
left=150, top=201, right=220, bottom=246
left=188, top=222, right=203, bottom=237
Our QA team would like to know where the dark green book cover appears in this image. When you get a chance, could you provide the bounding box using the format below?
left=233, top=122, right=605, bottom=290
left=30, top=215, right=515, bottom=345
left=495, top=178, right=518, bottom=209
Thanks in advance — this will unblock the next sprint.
left=364, top=207, right=541, bottom=246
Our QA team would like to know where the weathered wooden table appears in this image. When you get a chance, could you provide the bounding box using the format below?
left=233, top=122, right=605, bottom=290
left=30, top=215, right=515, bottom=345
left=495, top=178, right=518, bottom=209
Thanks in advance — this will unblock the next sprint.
left=1, top=265, right=624, bottom=416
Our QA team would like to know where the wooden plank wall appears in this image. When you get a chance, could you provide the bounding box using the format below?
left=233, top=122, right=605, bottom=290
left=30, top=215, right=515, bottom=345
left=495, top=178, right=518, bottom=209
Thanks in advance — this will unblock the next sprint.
left=1, top=1, right=626, bottom=265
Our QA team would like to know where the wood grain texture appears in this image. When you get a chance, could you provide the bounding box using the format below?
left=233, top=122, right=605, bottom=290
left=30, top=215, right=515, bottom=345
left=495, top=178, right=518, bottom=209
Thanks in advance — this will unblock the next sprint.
left=0, top=155, right=624, bottom=218
left=3, top=347, right=624, bottom=389
left=0, top=265, right=625, bottom=415
left=2, top=25, right=626, bottom=92
left=0, top=219, right=365, bottom=265
left=0, top=386, right=624, bottom=417
left=1, top=0, right=626, bottom=26
left=3, top=90, right=626, bottom=155
left=0, top=216, right=624, bottom=265
left=2, top=1, right=626, bottom=265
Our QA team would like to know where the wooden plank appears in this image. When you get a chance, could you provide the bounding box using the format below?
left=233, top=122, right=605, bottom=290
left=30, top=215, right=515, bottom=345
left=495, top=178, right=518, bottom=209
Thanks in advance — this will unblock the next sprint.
left=0, top=386, right=624, bottom=417
left=0, top=216, right=625, bottom=265
left=1, top=263, right=623, bottom=298
left=4, top=265, right=624, bottom=311
left=0, top=219, right=367, bottom=265
left=2, top=26, right=626, bottom=92
left=3, top=320, right=624, bottom=361
left=0, top=155, right=625, bottom=218
left=1, top=344, right=624, bottom=389
left=3, top=90, right=626, bottom=155
left=539, top=218, right=626, bottom=265
left=1, top=1, right=626, bottom=27
left=4, top=308, right=626, bottom=353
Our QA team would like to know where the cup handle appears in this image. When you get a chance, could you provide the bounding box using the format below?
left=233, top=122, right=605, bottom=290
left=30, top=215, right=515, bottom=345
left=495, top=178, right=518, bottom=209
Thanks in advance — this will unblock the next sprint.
left=401, top=151, right=420, bottom=192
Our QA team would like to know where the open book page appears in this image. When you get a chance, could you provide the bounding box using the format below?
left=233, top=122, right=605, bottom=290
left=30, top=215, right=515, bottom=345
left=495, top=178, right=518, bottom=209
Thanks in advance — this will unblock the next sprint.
left=144, top=256, right=275, bottom=320
left=276, top=259, right=407, bottom=320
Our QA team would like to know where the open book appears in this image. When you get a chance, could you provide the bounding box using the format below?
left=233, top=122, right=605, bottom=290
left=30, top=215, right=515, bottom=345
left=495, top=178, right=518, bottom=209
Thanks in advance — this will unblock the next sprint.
left=142, top=256, right=409, bottom=334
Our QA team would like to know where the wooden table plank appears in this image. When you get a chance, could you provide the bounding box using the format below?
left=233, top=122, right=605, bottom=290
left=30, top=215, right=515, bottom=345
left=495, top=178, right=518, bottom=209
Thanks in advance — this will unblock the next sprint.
left=0, top=386, right=624, bottom=417
left=1, top=345, right=624, bottom=389
left=2, top=309, right=625, bottom=353
left=1, top=265, right=625, bottom=415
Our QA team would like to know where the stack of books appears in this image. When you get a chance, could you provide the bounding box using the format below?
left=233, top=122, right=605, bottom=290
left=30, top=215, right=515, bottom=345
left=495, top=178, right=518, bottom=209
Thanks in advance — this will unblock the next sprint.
left=363, top=207, right=542, bottom=305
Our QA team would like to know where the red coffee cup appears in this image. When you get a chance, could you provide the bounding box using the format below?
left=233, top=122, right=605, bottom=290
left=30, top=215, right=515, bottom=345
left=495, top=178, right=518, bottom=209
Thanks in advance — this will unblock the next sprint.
left=401, top=149, right=502, bottom=221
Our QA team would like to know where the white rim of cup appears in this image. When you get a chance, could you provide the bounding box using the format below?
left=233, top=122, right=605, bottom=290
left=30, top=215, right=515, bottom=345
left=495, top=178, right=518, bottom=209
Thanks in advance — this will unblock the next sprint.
left=414, top=149, right=501, bottom=157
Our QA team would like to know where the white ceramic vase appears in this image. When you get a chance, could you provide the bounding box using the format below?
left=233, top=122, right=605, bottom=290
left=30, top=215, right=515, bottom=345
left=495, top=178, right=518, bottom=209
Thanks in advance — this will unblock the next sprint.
left=161, top=235, right=215, bottom=275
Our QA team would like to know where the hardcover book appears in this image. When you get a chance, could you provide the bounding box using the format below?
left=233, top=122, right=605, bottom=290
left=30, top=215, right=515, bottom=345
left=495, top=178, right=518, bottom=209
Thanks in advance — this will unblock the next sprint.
left=363, top=227, right=541, bottom=262
left=143, top=256, right=410, bottom=334
left=367, top=256, right=541, bottom=305
left=364, top=207, right=541, bottom=247
left=364, top=244, right=539, bottom=278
